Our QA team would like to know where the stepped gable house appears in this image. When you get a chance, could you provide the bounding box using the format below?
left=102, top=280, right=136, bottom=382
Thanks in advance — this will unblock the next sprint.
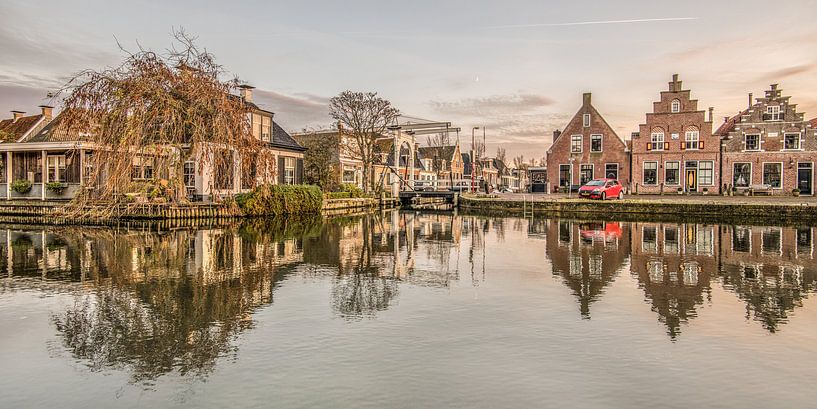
left=717, top=84, right=816, bottom=195
left=631, top=74, right=718, bottom=194
left=546, top=93, right=629, bottom=191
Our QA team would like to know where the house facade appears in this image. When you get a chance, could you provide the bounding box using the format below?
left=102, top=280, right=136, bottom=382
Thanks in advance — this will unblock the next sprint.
left=0, top=87, right=305, bottom=202
left=417, top=144, right=464, bottom=190
left=631, top=75, right=718, bottom=194
left=718, top=84, right=816, bottom=195
left=546, top=93, right=629, bottom=191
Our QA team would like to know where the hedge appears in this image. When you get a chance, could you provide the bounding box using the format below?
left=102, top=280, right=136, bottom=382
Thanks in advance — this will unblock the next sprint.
left=235, top=184, right=323, bottom=217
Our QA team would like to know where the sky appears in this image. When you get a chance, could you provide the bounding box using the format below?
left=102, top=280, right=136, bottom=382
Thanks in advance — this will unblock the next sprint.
left=1, top=0, right=816, bottom=162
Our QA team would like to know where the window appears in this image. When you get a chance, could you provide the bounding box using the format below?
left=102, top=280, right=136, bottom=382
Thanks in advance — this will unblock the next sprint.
left=797, top=228, right=812, bottom=256
left=766, top=105, right=780, bottom=121
left=83, top=152, right=94, bottom=185
left=252, top=113, right=262, bottom=139
left=658, top=161, right=677, bottom=186
left=643, top=226, right=657, bottom=252
left=682, top=262, right=699, bottom=286
left=47, top=155, right=66, bottom=183
left=183, top=161, right=195, bottom=190
left=650, top=132, right=664, bottom=151
left=763, top=163, right=782, bottom=188
left=762, top=228, right=782, bottom=255
left=605, top=163, right=618, bottom=180
left=591, top=134, right=602, bottom=152
left=733, top=163, right=751, bottom=187
left=745, top=134, right=760, bottom=151
left=571, top=135, right=582, bottom=153
left=583, top=114, right=590, bottom=127
left=559, top=220, right=571, bottom=244
left=580, top=164, right=593, bottom=185
left=699, top=161, right=714, bottom=186
left=784, top=133, right=800, bottom=150
left=648, top=261, right=664, bottom=282
left=284, top=157, right=296, bottom=185
left=732, top=227, right=750, bottom=252
left=664, top=226, right=679, bottom=253
left=342, top=167, right=356, bottom=184
left=261, top=116, right=271, bottom=141
left=559, top=164, right=571, bottom=187
left=643, top=162, right=658, bottom=185
left=684, top=130, right=699, bottom=150
left=131, top=156, right=154, bottom=180
left=671, top=99, right=681, bottom=113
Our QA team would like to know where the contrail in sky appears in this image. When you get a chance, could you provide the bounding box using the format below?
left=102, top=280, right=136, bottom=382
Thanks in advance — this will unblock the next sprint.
left=488, top=17, right=698, bottom=29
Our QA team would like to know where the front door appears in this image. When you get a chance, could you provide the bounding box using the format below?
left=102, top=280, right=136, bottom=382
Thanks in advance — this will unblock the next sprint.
left=686, top=169, right=697, bottom=192
left=798, top=163, right=813, bottom=195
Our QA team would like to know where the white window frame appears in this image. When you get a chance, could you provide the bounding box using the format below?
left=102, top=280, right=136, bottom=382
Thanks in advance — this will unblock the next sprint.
left=47, top=154, right=67, bottom=183
left=590, top=134, right=603, bottom=152
left=731, top=226, right=752, bottom=253
left=604, top=163, right=618, bottom=180
left=671, top=99, right=681, bottom=113
left=664, top=161, right=680, bottom=186
left=579, top=163, right=594, bottom=185
left=183, top=161, right=196, bottom=189
left=642, top=225, right=658, bottom=253
left=643, top=161, right=658, bottom=185
left=698, top=161, right=715, bottom=186
left=733, top=162, right=751, bottom=188
left=744, top=133, right=761, bottom=151
left=650, top=132, right=665, bottom=151
left=284, top=157, right=296, bottom=185
left=571, top=135, right=583, bottom=153
left=761, top=227, right=783, bottom=256
left=762, top=162, right=783, bottom=189
left=767, top=105, right=781, bottom=121
left=783, top=133, right=801, bottom=150
left=684, top=130, right=700, bottom=150
left=583, top=114, right=591, bottom=128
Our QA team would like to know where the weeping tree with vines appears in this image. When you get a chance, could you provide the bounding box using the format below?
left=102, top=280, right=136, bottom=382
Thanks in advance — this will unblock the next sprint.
left=55, top=30, right=272, bottom=216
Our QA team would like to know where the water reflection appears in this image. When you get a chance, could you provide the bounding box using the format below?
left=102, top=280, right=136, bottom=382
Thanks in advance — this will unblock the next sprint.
left=2, top=212, right=817, bottom=386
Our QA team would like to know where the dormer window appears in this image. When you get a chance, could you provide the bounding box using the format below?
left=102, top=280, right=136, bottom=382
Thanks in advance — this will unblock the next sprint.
left=766, top=105, right=781, bottom=121
left=583, top=114, right=590, bottom=127
left=671, top=99, right=681, bottom=113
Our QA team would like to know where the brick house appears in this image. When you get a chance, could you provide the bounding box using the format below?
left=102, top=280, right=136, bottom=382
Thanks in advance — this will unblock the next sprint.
left=417, top=143, right=464, bottom=189
left=717, top=84, right=816, bottom=195
left=546, top=93, right=629, bottom=191
left=631, top=75, right=718, bottom=194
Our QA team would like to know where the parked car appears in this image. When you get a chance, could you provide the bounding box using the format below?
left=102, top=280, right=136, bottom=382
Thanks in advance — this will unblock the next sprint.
left=578, top=178, right=624, bottom=200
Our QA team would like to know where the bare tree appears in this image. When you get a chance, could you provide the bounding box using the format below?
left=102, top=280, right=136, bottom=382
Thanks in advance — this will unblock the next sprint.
left=56, top=30, right=270, bottom=216
left=425, top=132, right=450, bottom=147
left=513, top=155, right=526, bottom=170
left=329, top=91, right=400, bottom=193
left=496, top=147, right=507, bottom=164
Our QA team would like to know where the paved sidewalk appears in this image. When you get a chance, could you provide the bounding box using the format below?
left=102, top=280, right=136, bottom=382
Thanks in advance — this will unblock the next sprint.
left=470, top=192, right=817, bottom=206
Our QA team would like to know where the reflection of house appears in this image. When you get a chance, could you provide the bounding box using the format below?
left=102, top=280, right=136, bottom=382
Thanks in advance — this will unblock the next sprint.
left=545, top=219, right=630, bottom=317
left=546, top=93, right=629, bottom=191
left=629, top=222, right=716, bottom=338
left=631, top=75, right=718, bottom=194
left=718, top=84, right=816, bottom=195
left=0, top=87, right=305, bottom=202
left=719, top=225, right=817, bottom=332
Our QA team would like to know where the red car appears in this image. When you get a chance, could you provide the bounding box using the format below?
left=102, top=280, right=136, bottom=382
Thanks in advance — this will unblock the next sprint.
left=578, top=178, right=624, bottom=200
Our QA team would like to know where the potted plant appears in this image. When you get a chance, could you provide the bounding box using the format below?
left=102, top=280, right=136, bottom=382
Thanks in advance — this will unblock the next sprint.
left=702, top=187, right=709, bottom=195
left=11, top=179, right=32, bottom=194
left=677, top=187, right=684, bottom=195
left=792, top=188, right=800, bottom=197
left=46, top=181, right=67, bottom=195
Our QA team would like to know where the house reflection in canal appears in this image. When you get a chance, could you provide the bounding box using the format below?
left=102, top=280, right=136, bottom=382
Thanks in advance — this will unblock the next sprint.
left=545, top=220, right=630, bottom=318
left=630, top=222, right=716, bottom=339
left=719, top=225, right=817, bottom=332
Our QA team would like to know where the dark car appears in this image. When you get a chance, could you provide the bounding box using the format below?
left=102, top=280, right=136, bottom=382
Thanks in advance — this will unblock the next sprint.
left=578, top=178, right=624, bottom=200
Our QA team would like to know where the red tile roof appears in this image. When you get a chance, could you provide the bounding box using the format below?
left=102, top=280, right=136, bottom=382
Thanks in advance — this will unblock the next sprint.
left=714, top=110, right=748, bottom=136
left=809, top=118, right=817, bottom=128
left=0, top=114, right=44, bottom=142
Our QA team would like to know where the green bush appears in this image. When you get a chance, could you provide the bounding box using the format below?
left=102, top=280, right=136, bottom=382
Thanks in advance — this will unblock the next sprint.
left=46, top=181, right=67, bottom=194
left=11, top=179, right=32, bottom=194
left=325, top=191, right=351, bottom=200
left=235, top=184, right=323, bottom=217
left=339, top=183, right=365, bottom=198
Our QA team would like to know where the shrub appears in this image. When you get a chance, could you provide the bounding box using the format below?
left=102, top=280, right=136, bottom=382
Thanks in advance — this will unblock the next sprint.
left=339, top=183, right=365, bottom=198
left=235, top=184, right=322, bottom=217
left=46, top=181, right=67, bottom=194
left=325, top=191, right=351, bottom=200
left=11, top=179, right=32, bottom=194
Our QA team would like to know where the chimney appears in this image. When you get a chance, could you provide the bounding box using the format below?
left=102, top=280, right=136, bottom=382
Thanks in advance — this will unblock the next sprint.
left=708, top=107, right=714, bottom=122
left=748, top=93, right=753, bottom=109
left=11, top=111, right=24, bottom=122
left=582, top=93, right=591, bottom=106
left=553, top=130, right=561, bottom=141
left=337, top=121, right=344, bottom=133
left=239, top=84, right=254, bottom=103
left=724, top=116, right=729, bottom=123
left=39, top=105, right=53, bottom=120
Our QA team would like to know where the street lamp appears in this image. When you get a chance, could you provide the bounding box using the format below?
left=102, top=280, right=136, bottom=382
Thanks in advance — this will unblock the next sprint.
left=471, top=126, right=479, bottom=193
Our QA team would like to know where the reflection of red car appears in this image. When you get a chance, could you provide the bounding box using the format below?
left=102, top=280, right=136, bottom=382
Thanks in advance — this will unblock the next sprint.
left=578, top=178, right=624, bottom=200
left=579, top=222, right=622, bottom=242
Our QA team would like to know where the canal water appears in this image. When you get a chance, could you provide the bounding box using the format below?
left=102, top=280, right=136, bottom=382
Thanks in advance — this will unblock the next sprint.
left=1, top=211, right=816, bottom=408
